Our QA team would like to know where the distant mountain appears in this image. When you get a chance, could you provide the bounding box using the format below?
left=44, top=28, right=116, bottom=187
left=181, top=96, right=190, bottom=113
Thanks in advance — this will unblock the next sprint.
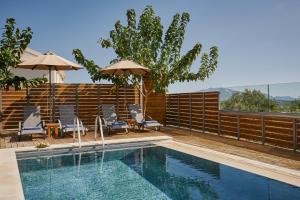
left=200, top=87, right=297, bottom=102
left=271, top=96, right=296, bottom=101
left=201, top=88, right=238, bottom=101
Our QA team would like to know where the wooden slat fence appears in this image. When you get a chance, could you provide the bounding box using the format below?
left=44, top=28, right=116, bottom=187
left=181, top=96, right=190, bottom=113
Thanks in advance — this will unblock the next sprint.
left=166, top=92, right=299, bottom=151
left=166, top=92, right=219, bottom=133
left=1, top=84, right=138, bottom=130
left=219, top=111, right=300, bottom=150
left=142, top=76, right=166, bottom=124
left=144, top=92, right=166, bottom=125
left=2, top=85, right=299, bottom=151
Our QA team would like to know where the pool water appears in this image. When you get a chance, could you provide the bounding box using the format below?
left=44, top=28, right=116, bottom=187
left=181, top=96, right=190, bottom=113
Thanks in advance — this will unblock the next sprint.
left=17, top=146, right=300, bottom=200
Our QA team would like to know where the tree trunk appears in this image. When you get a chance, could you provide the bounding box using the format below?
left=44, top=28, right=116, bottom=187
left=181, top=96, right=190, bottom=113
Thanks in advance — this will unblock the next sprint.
left=142, top=75, right=153, bottom=118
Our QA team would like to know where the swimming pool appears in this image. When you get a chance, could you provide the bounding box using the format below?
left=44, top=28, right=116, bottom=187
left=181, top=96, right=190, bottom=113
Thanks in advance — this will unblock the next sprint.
left=17, top=146, right=300, bottom=200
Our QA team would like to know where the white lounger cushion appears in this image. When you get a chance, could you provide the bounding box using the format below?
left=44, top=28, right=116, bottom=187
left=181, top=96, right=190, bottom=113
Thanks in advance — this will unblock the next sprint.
left=129, top=104, right=162, bottom=128
left=19, top=106, right=45, bottom=135
left=101, top=104, right=129, bottom=129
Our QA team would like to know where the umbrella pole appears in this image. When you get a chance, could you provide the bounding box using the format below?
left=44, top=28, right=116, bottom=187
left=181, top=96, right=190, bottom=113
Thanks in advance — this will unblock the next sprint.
left=125, top=83, right=128, bottom=119
left=49, top=68, right=53, bottom=122
left=140, top=78, right=144, bottom=115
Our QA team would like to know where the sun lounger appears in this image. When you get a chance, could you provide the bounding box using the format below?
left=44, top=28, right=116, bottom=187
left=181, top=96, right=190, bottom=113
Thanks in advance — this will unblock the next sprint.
left=58, top=105, right=87, bottom=135
left=18, top=106, right=46, bottom=140
left=101, top=104, right=129, bottom=134
left=129, top=104, right=162, bottom=131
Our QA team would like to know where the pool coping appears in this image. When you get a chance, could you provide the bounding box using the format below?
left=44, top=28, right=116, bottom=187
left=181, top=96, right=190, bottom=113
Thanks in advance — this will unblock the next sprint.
left=159, top=141, right=300, bottom=187
left=0, top=135, right=172, bottom=200
left=0, top=148, right=24, bottom=200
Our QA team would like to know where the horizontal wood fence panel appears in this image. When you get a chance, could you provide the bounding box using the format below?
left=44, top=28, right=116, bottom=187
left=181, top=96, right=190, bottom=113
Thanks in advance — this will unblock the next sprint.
left=166, top=92, right=219, bottom=133
left=1, top=83, right=139, bottom=130
left=166, top=91, right=299, bottom=151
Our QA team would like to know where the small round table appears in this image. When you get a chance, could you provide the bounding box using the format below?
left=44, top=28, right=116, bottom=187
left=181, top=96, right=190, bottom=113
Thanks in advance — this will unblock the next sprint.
left=46, top=123, right=60, bottom=138
left=125, top=119, right=136, bottom=130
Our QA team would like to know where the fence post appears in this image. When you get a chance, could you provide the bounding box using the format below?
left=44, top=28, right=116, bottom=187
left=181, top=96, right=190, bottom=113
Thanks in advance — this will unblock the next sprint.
left=177, top=94, right=180, bottom=127
left=189, top=93, right=192, bottom=131
left=26, top=87, right=30, bottom=105
left=75, top=84, right=79, bottom=117
left=261, top=115, right=265, bottom=144
left=202, top=93, right=205, bottom=133
left=218, top=112, right=221, bottom=136
left=166, top=94, right=169, bottom=126
left=52, top=83, right=56, bottom=122
left=267, top=84, right=270, bottom=112
left=293, top=118, right=298, bottom=151
left=125, top=84, right=128, bottom=119
left=97, top=84, right=101, bottom=116
left=0, top=90, right=2, bottom=132
left=116, top=86, right=119, bottom=117
left=237, top=114, right=240, bottom=140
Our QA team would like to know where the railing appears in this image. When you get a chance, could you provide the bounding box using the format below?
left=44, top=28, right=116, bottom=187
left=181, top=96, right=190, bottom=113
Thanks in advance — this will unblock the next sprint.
left=166, top=91, right=300, bottom=151
left=95, top=116, right=105, bottom=147
left=218, top=82, right=300, bottom=114
left=73, top=116, right=83, bottom=148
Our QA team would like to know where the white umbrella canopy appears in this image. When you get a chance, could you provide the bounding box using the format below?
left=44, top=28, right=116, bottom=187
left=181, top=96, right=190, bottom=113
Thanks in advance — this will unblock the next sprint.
left=17, top=51, right=82, bottom=70
left=100, top=60, right=150, bottom=76
left=16, top=51, right=82, bottom=122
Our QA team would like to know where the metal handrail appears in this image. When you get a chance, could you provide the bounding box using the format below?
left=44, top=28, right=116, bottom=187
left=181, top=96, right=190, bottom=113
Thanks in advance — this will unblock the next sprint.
left=73, top=117, right=82, bottom=148
left=95, top=116, right=105, bottom=147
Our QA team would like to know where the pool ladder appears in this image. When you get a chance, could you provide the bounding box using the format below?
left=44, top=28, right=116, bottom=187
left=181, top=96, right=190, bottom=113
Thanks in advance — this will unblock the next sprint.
left=72, top=116, right=105, bottom=149
left=95, top=116, right=105, bottom=148
left=73, top=117, right=85, bottom=148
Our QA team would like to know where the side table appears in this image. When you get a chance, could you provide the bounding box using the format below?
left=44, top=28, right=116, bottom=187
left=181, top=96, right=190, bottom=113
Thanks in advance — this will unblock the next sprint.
left=125, top=119, right=136, bottom=130
left=46, top=123, right=60, bottom=138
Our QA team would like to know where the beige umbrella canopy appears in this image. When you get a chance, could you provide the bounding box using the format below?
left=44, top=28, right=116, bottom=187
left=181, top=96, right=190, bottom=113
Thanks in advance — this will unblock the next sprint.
left=100, top=60, right=150, bottom=76
left=17, top=51, right=82, bottom=122
left=100, top=60, right=151, bottom=116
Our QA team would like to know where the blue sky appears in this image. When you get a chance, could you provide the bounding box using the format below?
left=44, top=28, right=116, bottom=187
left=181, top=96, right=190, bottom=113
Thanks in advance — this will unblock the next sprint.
left=1, top=0, right=300, bottom=95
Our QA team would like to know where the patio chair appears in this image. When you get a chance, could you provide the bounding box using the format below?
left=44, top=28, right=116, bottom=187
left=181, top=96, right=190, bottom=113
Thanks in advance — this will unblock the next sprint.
left=18, top=106, right=46, bottom=140
left=101, top=104, right=129, bottom=134
left=58, top=105, right=87, bottom=136
left=129, top=104, right=162, bottom=131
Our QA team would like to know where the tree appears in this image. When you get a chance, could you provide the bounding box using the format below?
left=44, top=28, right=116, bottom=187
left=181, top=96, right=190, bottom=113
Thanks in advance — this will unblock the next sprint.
left=0, top=18, right=46, bottom=90
left=280, top=99, right=300, bottom=113
left=221, top=89, right=278, bottom=112
left=73, top=6, right=218, bottom=115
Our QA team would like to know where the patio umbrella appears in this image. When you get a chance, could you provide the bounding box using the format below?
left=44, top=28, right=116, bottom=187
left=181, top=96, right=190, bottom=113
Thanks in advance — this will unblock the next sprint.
left=100, top=60, right=150, bottom=76
left=17, top=51, right=82, bottom=122
left=99, top=60, right=151, bottom=116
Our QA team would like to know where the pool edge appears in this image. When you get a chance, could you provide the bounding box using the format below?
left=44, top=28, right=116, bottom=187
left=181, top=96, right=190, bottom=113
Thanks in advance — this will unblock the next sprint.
left=0, top=149, right=25, bottom=200
left=160, top=141, right=300, bottom=187
left=0, top=136, right=172, bottom=200
left=2, top=135, right=299, bottom=200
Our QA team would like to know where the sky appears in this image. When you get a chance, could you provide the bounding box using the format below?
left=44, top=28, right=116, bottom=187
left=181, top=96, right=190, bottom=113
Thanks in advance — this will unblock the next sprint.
left=1, top=0, right=300, bottom=95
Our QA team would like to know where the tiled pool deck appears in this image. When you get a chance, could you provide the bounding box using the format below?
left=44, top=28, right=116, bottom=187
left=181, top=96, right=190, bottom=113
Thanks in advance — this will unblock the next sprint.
left=1, top=127, right=300, bottom=170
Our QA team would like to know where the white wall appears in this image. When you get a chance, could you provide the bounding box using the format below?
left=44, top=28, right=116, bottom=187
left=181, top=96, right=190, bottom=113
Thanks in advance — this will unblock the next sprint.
left=11, top=48, right=65, bottom=83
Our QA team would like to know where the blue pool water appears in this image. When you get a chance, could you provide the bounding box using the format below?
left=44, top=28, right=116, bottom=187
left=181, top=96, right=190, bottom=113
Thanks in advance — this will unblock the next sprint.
left=17, top=146, right=300, bottom=200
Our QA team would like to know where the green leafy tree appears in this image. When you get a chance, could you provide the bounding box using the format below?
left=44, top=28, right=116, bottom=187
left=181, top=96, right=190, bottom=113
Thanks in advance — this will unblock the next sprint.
left=289, top=99, right=300, bottom=112
left=0, top=18, right=46, bottom=90
left=221, top=89, right=278, bottom=112
left=73, top=6, right=218, bottom=115
left=280, top=99, right=300, bottom=113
